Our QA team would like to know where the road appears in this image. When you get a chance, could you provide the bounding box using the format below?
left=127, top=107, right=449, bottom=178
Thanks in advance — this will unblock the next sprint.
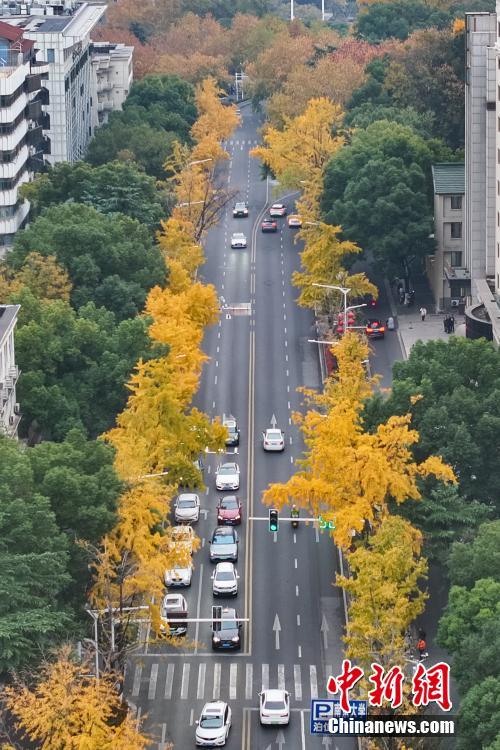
left=124, top=105, right=404, bottom=749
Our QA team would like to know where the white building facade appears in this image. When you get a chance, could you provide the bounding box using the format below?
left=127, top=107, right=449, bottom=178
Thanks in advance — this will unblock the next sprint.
left=90, top=41, right=132, bottom=130
left=0, top=303, right=20, bottom=438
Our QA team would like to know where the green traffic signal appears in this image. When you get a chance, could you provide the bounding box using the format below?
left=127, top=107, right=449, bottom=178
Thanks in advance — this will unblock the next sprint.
left=269, top=508, right=279, bottom=532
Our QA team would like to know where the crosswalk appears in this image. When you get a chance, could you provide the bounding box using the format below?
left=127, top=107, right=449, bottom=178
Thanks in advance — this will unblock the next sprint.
left=128, top=659, right=331, bottom=705
left=225, top=139, right=260, bottom=147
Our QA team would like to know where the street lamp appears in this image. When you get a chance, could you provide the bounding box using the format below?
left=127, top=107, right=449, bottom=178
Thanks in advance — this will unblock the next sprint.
left=85, top=608, right=100, bottom=681
left=188, top=158, right=213, bottom=167
left=312, top=283, right=366, bottom=334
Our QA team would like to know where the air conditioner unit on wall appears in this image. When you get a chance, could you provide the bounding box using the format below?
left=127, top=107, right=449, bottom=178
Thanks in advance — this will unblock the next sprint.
left=450, top=299, right=460, bottom=308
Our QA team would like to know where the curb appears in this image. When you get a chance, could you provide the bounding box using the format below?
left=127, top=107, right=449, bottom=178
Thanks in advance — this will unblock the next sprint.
left=384, top=277, right=408, bottom=360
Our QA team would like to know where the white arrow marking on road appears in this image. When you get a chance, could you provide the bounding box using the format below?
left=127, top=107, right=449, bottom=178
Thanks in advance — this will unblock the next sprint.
left=321, top=614, right=330, bottom=650
left=276, top=729, right=286, bottom=748
left=273, top=614, right=281, bottom=650
left=264, top=746, right=272, bottom=750
left=271, top=413, right=277, bottom=428
left=200, top=509, right=209, bottom=520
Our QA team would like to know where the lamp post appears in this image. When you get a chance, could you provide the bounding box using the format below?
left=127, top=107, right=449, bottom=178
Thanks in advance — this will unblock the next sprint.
left=85, top=608, right=100, bottom=681
left=312, top=283, right=367, bottom=334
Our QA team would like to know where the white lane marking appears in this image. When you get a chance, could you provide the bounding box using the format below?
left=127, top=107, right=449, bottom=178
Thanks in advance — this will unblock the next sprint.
left=197, top=663, right=206, bottom=699
left=296, top=585, right=299, bottom=597
left=297, top=614, right=301, bottom=626
left=164, top=663, right=174, bottom=699
left=180, top=663, right=190, bottom=699
left=298, top=645, right=302, bottom=658
left=294, top=665, right=302, bottom=701
left=315, top=526, right=320, bottom=543
left=148, top=663, right=158, bottom=699
left=310, top=665, right=318, bottom=698
left=287, top=385, right=290, bottom=393
left=230, top=663, right=238, bottom=699
left=212, top=401, right=216, bottom=409
left=301, top=709, right=307, bottom=750
left=206, top=487, right=209, bottom=495
left=262, top=663, right=269, bottom=691
left=214, top=376, right=218, bottom=385
left=216, top=346, right=220, bottom=353
left=289, top=417, right=292, bottom=425
left=160, top=722, right=167, bottom=750
left=215, top=361, right=219, bottom=368
left=213, top=663, right=221, bottom=699
left=290, top=456, right=294, bottom=464
left=289, top=436, right=293, bottom=445
left=278, top=664, right=285, bottom=690
left=284, top=328, right=287, bottom=334
left=284, top=314, right=287, bottom=321
left=285, top=340, right=288, bottom=347
left=194, top=563, right=204, bottom=652
left=218, top=331, right=221, bottom=338
left=286, top=369, right=289, bottom=377
left=273, top=531, right=277, bottom=543
left=246, top=663, right=253, bottom=700
left=132, top=663, right=142, bottom=697
left=293, top=532, right=297, bottom=544
left=294, top=558, right=297, bottom=569
left=189, top=709, right=194, bottom=726
left=285, top=354, right=288, bottom=362
left=208, top=465, right=211, bottom=474
left=288, top=401, right=291, bottom=410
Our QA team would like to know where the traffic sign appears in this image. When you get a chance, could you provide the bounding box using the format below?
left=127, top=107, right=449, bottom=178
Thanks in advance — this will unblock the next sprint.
left=310, top=699, right=367, bottom=735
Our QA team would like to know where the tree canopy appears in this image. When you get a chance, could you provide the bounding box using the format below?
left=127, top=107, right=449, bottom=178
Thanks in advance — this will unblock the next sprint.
left=9, top=203, right=166, bottom=320
left=356, top=0, right=450, bottom=42
left=21, top=161, right=169, bottom=230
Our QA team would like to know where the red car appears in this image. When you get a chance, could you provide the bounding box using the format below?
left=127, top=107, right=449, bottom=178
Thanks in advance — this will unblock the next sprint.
left=261, top=217, right=278, bottom=233
left=217, top=495, right=243, bottom=525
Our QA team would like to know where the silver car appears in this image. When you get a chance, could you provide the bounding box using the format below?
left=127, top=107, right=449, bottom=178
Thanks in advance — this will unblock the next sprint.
left=209, top=527, right=239, bottom=562
left=212, top=562, right=239, bottom=596
left=215, top=462, right=240, bottom=491
left=174, top=493, right=200, bottom=523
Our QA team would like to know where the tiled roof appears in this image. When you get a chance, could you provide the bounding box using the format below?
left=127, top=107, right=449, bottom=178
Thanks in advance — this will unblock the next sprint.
left=432, top=162, right=465, bottom=195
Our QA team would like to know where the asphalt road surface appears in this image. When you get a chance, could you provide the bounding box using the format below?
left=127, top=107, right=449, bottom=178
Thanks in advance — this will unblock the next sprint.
left=124, top=105, right=404, bottom=750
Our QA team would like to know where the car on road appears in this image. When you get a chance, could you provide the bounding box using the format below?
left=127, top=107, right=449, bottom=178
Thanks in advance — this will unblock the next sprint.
left=215, top=462, right=240, bottom=491
left=269, top=203, right=287, bottom=217
left=217, top=495, right=243, bottom=525
left=195, top=701, right=232, bottom=746
left=209, top=526, right=239, bottom=562
left=164, top=564, right=193, bottom=588
left=212, top=561, right=239, bottom=596
left=261, top=217, right=278, bottom=233
left=230, top=232, right=247, bottom=249
left=160, top=593, right=188, bottom=637
left=174, top=492, right=200, bottom=523
left=262, top=428, right=285, bottom=452
left=168, top=524, right=195, bottom=557
left=232, top=202, right=248, bottom=218
left=365, top=319, right=385, bottom=339
left=287, top=214, right=302, bottom=227
left=212, top=606, right=242, bottom=650
left=222, top=415, right=240, bottom=446
left=259, top=689, right=290, bottom=725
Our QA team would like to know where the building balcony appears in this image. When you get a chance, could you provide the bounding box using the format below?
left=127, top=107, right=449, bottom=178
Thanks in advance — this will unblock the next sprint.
left=27, top=99, right=42, bottom=121
left=27, top=125, right=43, bottom=147
left=25, top=73, right=41, bottom=94
left=0, top=409, right=21, bottom=438
left=444, top=260, right=471, bottom=282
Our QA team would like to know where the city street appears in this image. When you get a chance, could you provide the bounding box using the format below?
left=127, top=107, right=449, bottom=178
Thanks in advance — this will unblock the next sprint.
left=124, top=105, right=405, bottom=749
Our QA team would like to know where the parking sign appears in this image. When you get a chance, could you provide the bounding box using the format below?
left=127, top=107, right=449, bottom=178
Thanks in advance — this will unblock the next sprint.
left=310, top=699, right=368, bottom=734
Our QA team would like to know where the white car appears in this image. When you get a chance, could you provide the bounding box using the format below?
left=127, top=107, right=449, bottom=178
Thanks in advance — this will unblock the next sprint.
left=287, top=214, right=302, bottom=227
left=212, top=562, right=239, bottom=596
left=165, top=564, right=193, bottom=587
left=269, top=203, right=287, bottom=217
left=195, top=701, right=232, bottom=746
left=259, top=689, right=290, bottom=725
left=215, top=462, right=240, bottom=491
left=159, top=593, right=188, bottom=637
left=230, top=232, right=247, bottom=249
left=174, top=493, right=200, bottom=523
left=168, top=524, right=195, bottom=557
left=262, top=428, right=285, bottom=451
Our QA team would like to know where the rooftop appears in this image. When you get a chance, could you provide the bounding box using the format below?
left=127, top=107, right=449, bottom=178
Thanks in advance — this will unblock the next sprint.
left=432, top=162, right=465, bottom=195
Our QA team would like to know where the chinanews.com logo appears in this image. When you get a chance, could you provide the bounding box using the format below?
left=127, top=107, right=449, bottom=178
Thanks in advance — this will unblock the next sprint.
left=310, top=659, right=456, bottom=739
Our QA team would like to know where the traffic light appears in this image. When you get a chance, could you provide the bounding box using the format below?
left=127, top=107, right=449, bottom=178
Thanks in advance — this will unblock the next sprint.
left=269, top=508, right=279, bottom=532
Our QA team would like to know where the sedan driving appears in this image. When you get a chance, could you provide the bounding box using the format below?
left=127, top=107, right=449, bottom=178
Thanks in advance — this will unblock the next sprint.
left=195, top=701, right=232, bottom=746
left=174, top=492, right=200, bottom=523
left=261, top=217, right=278, bottom=233
left=217, top=495, right=242, bottom=525
left=269, top=203, right=287, bottom=217
left=262, top=428, right=285, bottom=452
left=215, top=462, right=240, bottom=491
left=212, top=606, right=242, bottom=650
left=212, top=562, right=239, bottom=596
left=230, top=232, right=247, bottom=249
left=365, top=319, right=385, bottom=339
left=164, top=564, right=193, bottom=588
left=209, top=526, right=239, bottom=562
left=232, top=202, right=248, bottom=218
left=259, top=689, right=290, bottom=725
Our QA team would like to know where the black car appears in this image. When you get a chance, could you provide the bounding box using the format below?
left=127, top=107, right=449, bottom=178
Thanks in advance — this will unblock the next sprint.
left=365, top=319, right=385, bottom=339
left=212, top=606, right=242, bottom=650
left=261, top=217, right=278, bottom=233
left=233, top=202, right=248, bottom=218
left=222, top=415, right=240, bottom=446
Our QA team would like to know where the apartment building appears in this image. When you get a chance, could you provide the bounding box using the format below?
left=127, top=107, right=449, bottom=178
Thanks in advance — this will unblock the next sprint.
left=90, top=41, right=132, bottom=129
left=427, top=163, right=467, bottom=312
left=0, top=19, right=45, bottom=250
left=0, top=303, right=20, bottom=438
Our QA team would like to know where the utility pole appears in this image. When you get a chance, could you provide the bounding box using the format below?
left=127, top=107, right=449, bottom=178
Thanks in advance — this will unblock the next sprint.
left=321, top=0, right=325, bottom=21
left=290, top=0, right=294, bottom=21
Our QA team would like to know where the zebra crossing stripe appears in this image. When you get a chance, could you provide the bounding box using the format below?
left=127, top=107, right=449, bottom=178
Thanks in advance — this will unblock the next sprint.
left=132, top=663, right=142, bottom=697
left=229, top=663, right=238, bottom=700
left=180, top=663, right=190, bottom=700
left=294, top=665, right=302, bottom=701
left=245, top=663, right=253, bottom=700
left=310, top=665, right=318, bottom=699
left=197, top=663, right=206, bottom=700
left=213, top=663, right=221, bottom=699
left=164, top=663, right=174, bottom=700
left=262, top=663, right=269, bottom=691
left=148, top=663, right=158, bottom=700
left=278, top=664, right=285, bottom=690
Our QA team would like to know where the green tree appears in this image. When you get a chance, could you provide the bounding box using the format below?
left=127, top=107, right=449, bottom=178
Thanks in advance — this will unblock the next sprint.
left=448, top=520, right=500, bottom=588
left=9, top=203, right=166, bottom=320
left=21, top=161, right=169, bottom=230
left=0, top=437, right=72, bottom=671
left=456, top=677, right=500, bottom=750
left=395, top=482, right=490, bottom=565
left=123, top=74, right=196, bottom=136
left=438, top=578, right=500, bottom=657
left=344, top=103, right=436, bottom=140
left=356, top=0, right=449, bottom=43
left=321, top=120, right=451, bottom=278
left=364, top=337, right=500, bottom=508
left=13, top=289, right=158, bottom=441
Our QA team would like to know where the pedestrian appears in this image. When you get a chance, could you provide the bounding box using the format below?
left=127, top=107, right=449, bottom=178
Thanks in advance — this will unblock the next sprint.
left=450, top=314, right=455, bottom=333
left=386, top=316, right=395, bottom=330
left=417, top=638, right=428, bottom=660
left=444, top=315, right=450, bottom=333
left=420, top=306, right=427, bottom=321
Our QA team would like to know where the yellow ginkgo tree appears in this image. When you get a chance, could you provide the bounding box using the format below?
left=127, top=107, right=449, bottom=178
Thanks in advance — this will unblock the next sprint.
left=263, top=333, right=455, bottom=550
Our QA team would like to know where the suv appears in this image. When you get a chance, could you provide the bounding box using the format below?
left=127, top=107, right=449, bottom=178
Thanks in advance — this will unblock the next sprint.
left=209, top=526, right=239, bottom=562
left=232, top=202, right=248, bottom=218
left=160, top=593, right=188, bottom=636
left=212, top=606, right=242, bottom=650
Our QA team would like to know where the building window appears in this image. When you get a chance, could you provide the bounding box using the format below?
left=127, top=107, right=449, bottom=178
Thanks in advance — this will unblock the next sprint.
left=450, top=222, right=462, bottom=239
left=80, top=83, right=84, bottom=95
left=450, top=195, right=462, bottom=210
left=47, top=48, right=55, bottom=63
left=449, top=251, right=462, bottom=267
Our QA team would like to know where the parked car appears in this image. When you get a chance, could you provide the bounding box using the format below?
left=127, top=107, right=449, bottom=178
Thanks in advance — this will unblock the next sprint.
left=365, top=319, right=385, bottom=339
